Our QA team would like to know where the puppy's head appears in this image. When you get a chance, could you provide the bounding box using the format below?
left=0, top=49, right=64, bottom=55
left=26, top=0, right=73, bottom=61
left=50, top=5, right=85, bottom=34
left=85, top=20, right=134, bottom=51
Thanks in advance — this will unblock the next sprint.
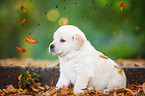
left=49, top=25, right=86, bottom=57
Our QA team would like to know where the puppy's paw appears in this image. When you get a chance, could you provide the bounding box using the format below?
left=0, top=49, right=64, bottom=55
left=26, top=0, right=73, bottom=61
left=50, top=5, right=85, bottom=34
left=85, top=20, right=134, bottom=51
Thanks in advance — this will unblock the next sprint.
left=56, top=83, right=63, bottom=89
left=103, top=89, right=111, bottom=93
left=73, top=89, right=84, bottom=94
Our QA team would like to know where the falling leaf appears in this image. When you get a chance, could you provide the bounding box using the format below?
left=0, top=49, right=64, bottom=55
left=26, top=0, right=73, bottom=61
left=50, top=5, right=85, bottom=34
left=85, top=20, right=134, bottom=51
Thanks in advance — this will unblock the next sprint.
left=120, top=1, right=125, bottom=11
left=81, top=15, right=84, bottom=17
left=21, top=17, right=26, bottom=24
left=63, top=19, right=68, bottom=25
left=17, top=1, right=21, bottom=4
left=25, top=35, right=38, bottom=45
left=136, top=27, right=140, bottom=30
left=99, top=55, right=108, bottom=59
left=56, top=5, right=58, bottom=8
left=16, top=46, right=26, bottom=53
left=21, top=6, right=27, bottom=13
left=43, top=17, right=45, bottom=20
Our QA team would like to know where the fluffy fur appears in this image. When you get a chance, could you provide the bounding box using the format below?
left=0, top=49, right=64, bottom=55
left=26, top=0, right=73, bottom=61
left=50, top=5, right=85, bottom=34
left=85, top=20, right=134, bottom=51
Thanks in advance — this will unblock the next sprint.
left=49, top=25, right=126, bottom=94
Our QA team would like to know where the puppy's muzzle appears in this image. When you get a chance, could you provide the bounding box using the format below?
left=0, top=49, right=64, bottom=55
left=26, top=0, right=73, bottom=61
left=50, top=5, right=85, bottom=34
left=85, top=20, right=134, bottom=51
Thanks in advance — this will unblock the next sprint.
left=50, top=44, right=55, bottom=52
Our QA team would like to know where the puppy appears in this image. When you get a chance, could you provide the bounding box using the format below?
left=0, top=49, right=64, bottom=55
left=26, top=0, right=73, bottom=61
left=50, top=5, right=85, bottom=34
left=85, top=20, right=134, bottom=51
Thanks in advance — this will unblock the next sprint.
left=49, top=25, right=126, bottom=94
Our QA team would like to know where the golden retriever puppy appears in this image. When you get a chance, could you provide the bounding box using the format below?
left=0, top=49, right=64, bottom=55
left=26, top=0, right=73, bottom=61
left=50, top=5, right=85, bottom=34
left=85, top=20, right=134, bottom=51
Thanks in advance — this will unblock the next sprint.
left=49, top=25, right=126, bottom=94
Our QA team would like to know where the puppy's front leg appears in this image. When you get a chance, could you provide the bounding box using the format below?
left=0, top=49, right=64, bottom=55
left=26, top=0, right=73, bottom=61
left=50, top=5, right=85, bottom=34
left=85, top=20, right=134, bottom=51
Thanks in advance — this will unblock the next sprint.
left=74, top=75, right=89, bottom=94
left=56, top=72, right=70, bottom=89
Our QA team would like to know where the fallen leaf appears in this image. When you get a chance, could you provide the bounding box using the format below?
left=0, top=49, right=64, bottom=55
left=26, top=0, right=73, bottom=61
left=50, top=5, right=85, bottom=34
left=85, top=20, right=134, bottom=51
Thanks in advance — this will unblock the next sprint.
left=22, top=89, right=27, bottom=94
left=99, top=55, right=108, bottom=59
left=0, top=89, right=3, bottom=93
left=45, top=85, right=50, bottom=90
left=120, top=1, right=125, bottom=11
left=37, top=86, right=45, bottom=90
left=2, top=89, right=8, bottom=94
left=34, top=82, right=41, bottom=86
left=143, top=82, right=145, bottom=93
left=10, top=89, right=17, bottom=93
left=6, top=85, right=17, bottom=93
left=16, top=46, right=26, bottom=53
left=25, top=35, right=38, bottom=44
left=21, top=6, right=27, bottom=13
left=18, top=81, right=22, bottom=88
left=18, top=74, right=22, bottom=81
left=21, top=17, right=26, bottom=24
left=7, top=85, right=15, bottom=92
left=95, top=89, right=102, bottom=94
left=49, top=88, right=58, bottom=95
left=31, top=87, right=39, bottom=92
left=60, top=86, right=70, bottom=95
left=114, top=92, right=117, bottom=96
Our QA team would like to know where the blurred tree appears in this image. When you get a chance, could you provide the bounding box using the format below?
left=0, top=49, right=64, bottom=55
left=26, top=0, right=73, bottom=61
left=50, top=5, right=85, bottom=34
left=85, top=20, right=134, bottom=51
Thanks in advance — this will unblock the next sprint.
left=0, top=0, right=145, bottom=60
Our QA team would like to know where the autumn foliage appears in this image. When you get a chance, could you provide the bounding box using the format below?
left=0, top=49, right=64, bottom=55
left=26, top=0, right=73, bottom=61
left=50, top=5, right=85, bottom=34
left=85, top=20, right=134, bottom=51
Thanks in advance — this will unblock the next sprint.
left=120, top=1, right=125, bottom=11
left=25, top=35, right=38, bottom=45
left=21, top=6, right=27, bottom=13
left=16, top=46, right=26, bottom=53
left=21, top=17, right=26, bottom=24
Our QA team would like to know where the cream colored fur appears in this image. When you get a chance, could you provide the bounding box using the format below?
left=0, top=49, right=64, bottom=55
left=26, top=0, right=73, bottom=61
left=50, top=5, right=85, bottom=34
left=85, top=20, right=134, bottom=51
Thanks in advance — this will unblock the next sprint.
left=49, top=25, right=126, bottom=94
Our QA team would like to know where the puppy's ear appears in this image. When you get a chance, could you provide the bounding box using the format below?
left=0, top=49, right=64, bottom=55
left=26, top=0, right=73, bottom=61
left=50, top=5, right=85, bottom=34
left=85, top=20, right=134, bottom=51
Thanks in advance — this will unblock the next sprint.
left=73, top=34, right=85, bottom=50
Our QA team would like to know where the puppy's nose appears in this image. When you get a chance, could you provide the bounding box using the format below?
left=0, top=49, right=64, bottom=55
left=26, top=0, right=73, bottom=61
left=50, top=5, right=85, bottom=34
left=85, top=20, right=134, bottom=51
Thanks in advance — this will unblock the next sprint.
left=50, top=44, right=55, bottom=49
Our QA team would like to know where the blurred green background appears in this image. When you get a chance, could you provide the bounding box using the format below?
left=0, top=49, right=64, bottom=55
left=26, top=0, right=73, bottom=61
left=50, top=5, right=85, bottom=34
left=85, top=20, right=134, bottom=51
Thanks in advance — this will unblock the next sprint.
left=0, top=0, right=145, bottom=60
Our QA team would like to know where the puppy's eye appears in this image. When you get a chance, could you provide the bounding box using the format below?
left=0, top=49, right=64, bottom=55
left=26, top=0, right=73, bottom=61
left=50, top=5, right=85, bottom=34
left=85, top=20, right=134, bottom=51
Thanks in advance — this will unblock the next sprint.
left=60, top=39, right=66, bottom=42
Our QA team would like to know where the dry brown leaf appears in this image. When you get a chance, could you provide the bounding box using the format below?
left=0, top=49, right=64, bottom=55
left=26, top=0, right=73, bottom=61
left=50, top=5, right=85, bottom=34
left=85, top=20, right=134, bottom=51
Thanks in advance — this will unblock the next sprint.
left=2, top=89, right=8, bottom=94
left=21, top=6, right=27, bottom=13
left=18, top=81, right=22, bottom=88
left=17, top=1, right=20, bottom=4
left=99, top=55, right=108, bottom=59
left=22, top=89, right=27, bottom=94
left=143, top=82, right=145, bottom=93
left=34, top=82, right=41, bottom=86
left=75, top=92, right=81, bottom=96
left=16, top=46, right=26, bottom=53
left=37, top=86, right=45, bottom=90
left=21, top=17, right=26, bottom=24
left=95, top=89, right=102, bottom=94
left=10, top=89, right=17, bottom=93
left=113, top=92, right=117, bottom=96
left=31, top=87, right=39, bottom=92
left=45, top=85, right=50, bottom=90
left=49, top=88, right=58, bottom=95
left=6, top=85, right=15, bottom=92
left=60, top=86, right=70, bottom=95
left=0, top=89, right=3, bottom=93
left=81, top=90, right=88, bottom=95
left=120, top=1, right=125, bottom=11
left=18, top=74, right=22, bottom=81
left=136, top=27, right=140, bottom=30
left=25, top=35, right=38, bottom=45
